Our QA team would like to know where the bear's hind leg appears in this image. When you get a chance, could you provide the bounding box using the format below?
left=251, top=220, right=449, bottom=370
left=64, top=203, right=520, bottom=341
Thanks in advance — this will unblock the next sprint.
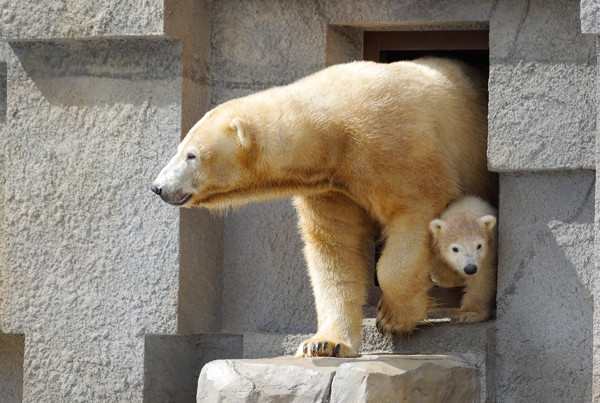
left=376, top=213, right=436, bottom=336
left=293, top=193, right=377, bottom=357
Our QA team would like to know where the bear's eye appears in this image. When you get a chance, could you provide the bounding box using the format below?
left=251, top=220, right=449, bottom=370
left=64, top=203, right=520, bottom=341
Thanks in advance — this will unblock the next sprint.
left=477, top=244, right=482, bottom=250
left=452, top=247, right=459, bottom=253
left=186, top=153, right=196, bottom=161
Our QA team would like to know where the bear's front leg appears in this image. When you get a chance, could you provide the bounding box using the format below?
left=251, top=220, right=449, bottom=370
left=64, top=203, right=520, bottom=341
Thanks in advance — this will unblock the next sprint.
left=376, top=213, right=436, bottom=336
left=453, top=269, right=495, bottom=323
left=293, top=194, right=377, bottom=358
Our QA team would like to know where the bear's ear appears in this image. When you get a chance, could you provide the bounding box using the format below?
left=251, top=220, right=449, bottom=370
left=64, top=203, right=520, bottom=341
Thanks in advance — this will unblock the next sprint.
left=429, top=219, right=446, bottom=236
left=230, top=117, right=251, bottom=148
left=480, top=215, right=497, bottom=230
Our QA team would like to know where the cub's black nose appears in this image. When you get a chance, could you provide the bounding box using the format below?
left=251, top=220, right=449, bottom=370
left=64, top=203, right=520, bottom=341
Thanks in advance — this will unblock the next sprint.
left=151, top=185, right=162, bottom=196
left=463, top=264, right=478, bottom=275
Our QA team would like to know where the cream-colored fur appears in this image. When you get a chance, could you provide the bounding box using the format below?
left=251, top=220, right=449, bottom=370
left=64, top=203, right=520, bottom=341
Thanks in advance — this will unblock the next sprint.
left=152, top=58, right=496, bottom=357
left=429, top=195, right=498, bottom=323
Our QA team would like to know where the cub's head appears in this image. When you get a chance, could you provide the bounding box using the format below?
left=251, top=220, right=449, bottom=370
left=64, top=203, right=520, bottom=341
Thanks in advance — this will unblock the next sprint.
left=151, top=105, right=257, bottom=209
left=429, top=212, right=496, bottom=276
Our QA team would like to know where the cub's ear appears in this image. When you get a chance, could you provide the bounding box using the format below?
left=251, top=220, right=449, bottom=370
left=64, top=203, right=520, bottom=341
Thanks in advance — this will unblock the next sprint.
left=480, top=215, right=497, bottom=230
left=230, top=117, right=251, bottom=148
left=429, top=219, right=446, bottom=236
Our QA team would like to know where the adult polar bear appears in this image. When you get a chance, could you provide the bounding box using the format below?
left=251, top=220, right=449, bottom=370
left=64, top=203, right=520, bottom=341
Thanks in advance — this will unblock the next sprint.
left=152, top=57, right=495, bottom=358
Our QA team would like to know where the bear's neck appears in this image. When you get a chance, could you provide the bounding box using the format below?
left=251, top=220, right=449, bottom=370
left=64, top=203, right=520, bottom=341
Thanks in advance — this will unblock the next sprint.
left=250, top=94, right=346, bottom=197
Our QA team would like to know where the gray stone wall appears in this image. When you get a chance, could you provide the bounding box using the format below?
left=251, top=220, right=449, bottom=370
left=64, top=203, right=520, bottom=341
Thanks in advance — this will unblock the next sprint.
left=496, top=172, right=595, bottom=401
left=488, top=0, right=596, bottom=170
left=0, top=0, right=165, bottom=39
left=1, top=38, right=182, bottom=401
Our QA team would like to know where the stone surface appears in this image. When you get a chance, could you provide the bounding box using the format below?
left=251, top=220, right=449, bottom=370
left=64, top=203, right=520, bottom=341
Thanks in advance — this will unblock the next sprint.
left=330, top=355, right=479, bottom=402
left=246, top=318, right=494, bottom=401
left=0, top=332, right=24, bottom=403
left=197, top=355, right=479, bottom=403
left=0, top=0, right=165, bottom=39
left=144, top=333, right=242, bottom=403
left=222, top=200, right=315, bottom=334
left=496, top=171, right=595, bottom=401
left=581, top=0, right=600, bottom=34
left=1, top=38, right=182, bottom=401
left=488, top=61, right=596, bottom=171
left=488, top=0, right=596, bottom=170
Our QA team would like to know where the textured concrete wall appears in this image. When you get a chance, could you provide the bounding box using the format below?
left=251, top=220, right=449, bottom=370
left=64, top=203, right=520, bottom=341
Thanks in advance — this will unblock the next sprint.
left=581, top=0, right=600, bottom=33
left=488, top=0, right=596, bottom=171
left=0, top=0, right=165, bottom=39
left=496, top=172, right=595, bottom=401
left=1, top=38, right=182, bottom=401
left=144, top=333, right=242, bottom=403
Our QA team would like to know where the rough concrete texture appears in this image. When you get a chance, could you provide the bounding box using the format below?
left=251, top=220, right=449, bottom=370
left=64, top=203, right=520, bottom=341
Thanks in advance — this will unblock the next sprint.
left=198, top=355, right=479, bottom=403
left=144, top=333, right=242, bottom=403
left=222, top=200, right=314, bottom=334
left=488, top=0, right=596, bottom=170
left=581, top=0, right=600, bottom=33
left=496, top=171, right=595, bottom=401
left=1, top=38, right=182, bottom=401
left=0, top=0, right=165, bottom=39
left=0, top=332, right=24, bottom=403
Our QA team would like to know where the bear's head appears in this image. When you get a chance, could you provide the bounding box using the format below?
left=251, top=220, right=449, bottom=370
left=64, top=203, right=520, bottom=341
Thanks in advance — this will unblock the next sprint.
left=151, top=105, right=259, bottom=210
left=429, top=212, right=496, bottom=276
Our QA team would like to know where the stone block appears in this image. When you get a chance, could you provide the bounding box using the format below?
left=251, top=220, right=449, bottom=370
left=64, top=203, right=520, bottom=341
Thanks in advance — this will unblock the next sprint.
left=488, top=61, right=596, bottom=171
left=144, top=333, right=242, bottom=403
left=330, top=355, right=480, bottom=402
left=1, top=38, right=182, bottom=401
left=488, top=0, right=597, bottom=171
left=197, top=355, right=479, bottom=403
left=496, top=171, right=595, bottom=401
left=0, top=0, right=165, bottom=39
left=324, top=0, right=493, bottom=27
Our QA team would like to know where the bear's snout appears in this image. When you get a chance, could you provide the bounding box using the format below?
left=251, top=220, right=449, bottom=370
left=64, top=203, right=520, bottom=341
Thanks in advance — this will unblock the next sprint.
left=463, top=264, right=478, bottom=275
left=150, top=182, right=191, bottom=206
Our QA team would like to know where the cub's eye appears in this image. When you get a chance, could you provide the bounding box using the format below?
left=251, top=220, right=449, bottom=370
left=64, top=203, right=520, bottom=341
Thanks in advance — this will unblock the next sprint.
left=186, top=153, right=196, bottom=160
left=477, top=244, right=482, bottom=250
left=452, top=247, right=459, bottom=253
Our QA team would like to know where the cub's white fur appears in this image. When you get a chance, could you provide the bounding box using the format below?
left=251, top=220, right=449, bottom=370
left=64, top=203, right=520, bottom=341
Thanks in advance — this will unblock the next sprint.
left=429, top=195, right=497, bottom=323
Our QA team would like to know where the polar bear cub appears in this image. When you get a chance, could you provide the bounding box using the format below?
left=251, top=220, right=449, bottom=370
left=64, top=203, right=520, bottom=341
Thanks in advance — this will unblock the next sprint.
left=429, top=195, right=497, bottom=323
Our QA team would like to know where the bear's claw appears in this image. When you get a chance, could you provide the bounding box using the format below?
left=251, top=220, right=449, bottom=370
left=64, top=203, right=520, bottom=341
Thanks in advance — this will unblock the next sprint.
left=295, top=338, right=355, bottom=358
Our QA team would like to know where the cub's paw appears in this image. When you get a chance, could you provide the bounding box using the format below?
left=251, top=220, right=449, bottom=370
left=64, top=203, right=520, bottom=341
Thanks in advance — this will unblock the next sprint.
left=376, top=297, right=426, bottom=337
left=294, top=338, right=357, bottom=358
left=451, top=311, right=488, bottom=323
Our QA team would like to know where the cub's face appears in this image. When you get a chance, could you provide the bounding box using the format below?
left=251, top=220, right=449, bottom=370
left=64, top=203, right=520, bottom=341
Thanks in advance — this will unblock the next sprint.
left=429, top=214, right=496, bottom=276
left=151, top=108, right=254, bottom=209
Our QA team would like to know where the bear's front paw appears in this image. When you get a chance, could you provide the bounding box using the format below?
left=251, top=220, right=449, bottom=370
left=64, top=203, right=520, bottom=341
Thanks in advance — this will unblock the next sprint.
left=294, top=338, right=357, bottom=358
left=376, top=295, right=429, bottom=337
left=451, top=310, right=489, bottom=323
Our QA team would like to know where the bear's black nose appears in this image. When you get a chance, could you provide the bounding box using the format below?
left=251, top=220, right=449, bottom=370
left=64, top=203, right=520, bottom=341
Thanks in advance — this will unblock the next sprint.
left=151, top=185, right=162, bottom=196
left=464, top=264, right=477, bottom=275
